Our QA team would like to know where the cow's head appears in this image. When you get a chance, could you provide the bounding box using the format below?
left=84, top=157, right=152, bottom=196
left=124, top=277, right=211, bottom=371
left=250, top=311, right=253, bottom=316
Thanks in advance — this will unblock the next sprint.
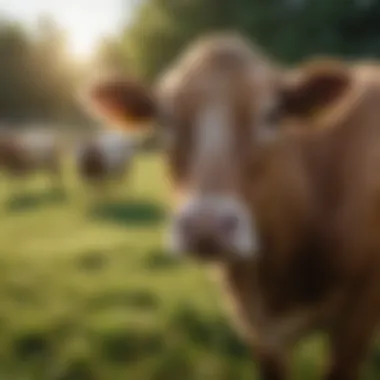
left=81, top=33, right=351, bottom=262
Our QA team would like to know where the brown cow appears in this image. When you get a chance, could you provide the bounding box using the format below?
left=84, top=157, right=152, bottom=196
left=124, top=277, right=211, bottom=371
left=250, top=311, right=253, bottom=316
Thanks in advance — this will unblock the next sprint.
left=81, top=32, right=380, bottom=380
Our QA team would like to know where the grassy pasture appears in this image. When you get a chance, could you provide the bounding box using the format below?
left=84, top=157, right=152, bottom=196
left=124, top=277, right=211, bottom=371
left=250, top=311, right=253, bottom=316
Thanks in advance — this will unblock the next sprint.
left=0, top=153, right=378, bottom=379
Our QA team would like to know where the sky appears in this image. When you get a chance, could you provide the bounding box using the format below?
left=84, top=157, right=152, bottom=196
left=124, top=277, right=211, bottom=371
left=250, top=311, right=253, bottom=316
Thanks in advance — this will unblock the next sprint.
left=0, top=0, right=134, bottom=59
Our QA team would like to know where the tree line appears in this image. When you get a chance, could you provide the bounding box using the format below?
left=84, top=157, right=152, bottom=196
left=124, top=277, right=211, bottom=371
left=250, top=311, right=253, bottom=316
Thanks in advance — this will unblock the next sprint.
left=0, top=16, right=80, bottom=126
left=0, top=15, right=127, bottom=128
left=2, top=0, right=380, bottom=127
left=121, top=0, right=380, bottom=81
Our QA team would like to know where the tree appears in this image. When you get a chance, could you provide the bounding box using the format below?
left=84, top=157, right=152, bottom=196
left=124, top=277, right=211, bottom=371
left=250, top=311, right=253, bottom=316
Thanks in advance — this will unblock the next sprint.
left=0, top=16, right=90, bottom=126
left=120, top=0, right=380, bottom=80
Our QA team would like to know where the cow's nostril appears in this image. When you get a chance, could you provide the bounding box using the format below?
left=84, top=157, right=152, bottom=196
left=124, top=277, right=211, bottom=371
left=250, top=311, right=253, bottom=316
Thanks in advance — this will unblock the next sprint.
left=219, top=214, right=239, bottom=235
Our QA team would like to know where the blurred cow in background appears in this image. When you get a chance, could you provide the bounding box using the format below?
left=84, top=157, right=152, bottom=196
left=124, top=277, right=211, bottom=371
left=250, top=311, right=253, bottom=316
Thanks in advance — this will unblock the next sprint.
left=74, top=130, right=136, bottom=195
left=0, top=128, right=65, bottom=190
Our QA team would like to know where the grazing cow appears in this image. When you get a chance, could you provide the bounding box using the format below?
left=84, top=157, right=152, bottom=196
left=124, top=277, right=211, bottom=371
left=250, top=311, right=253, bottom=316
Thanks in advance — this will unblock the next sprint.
left=0, top=129, right=64, bottom=185
left=81, top=33, right=380, bottom=380
left=74, top=130, right=135, bottom=190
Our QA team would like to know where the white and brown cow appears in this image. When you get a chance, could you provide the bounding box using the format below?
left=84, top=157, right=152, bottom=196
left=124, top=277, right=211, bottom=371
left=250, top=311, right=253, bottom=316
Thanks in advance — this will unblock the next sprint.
left=74, top=130, right=136, bottom=191
left=81, top=32, right=380, bottom=380
left=0, top=129, right=64, bottom=187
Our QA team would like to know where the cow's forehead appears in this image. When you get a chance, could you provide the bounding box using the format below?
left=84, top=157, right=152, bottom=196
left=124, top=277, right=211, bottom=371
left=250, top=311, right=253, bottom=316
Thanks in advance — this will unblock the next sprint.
left=156, top=34, right=277, bottom=103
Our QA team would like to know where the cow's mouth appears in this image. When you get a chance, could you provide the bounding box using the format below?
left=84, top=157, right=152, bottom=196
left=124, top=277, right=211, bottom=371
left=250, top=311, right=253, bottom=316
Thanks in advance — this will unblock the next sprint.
left=187, top=237, right=235, bottom=262
left=192, top=240, right=220, bottom=259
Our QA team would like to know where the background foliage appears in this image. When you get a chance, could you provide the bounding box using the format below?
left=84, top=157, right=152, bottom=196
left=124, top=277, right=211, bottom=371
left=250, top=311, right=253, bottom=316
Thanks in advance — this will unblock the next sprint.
left=2, top=0, right=380, bottom=125
left=121, top=0, right=380, bottom=81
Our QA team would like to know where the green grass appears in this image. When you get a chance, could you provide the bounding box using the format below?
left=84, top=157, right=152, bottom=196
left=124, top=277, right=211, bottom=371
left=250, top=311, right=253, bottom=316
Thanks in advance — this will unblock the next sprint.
left=0, top=153, right=378, bottom=379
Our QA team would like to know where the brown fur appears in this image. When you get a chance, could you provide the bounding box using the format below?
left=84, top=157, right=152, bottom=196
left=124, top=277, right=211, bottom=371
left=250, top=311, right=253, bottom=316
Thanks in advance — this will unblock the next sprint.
left=82, top=33, right=380, bottom=380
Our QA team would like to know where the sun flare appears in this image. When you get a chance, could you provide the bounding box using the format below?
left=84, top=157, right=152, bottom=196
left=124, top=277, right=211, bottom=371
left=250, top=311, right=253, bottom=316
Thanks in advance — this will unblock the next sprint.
left=68, top=32, right=97, bottom=61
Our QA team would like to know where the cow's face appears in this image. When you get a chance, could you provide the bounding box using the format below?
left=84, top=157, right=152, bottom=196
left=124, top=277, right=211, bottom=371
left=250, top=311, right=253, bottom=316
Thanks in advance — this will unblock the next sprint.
left=82, top=34, right=351, bottom=262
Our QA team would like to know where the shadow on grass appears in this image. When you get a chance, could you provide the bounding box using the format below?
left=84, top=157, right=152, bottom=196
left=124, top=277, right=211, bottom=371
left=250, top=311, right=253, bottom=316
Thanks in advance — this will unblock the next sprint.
left=12, top=331, right=52, bottom=361
left=145, top=249, right=182, bottom=270
left=5, top=188, right=67, bottom=212
left=170, top=304, right=250, bottom=360
left=88, top=199, right=166, bottom=227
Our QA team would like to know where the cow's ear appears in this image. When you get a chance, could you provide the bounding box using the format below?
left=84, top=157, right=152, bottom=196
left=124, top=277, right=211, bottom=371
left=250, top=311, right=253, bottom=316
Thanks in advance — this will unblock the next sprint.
left=81, top=76, right=157, bottom=132
left=280, top=59, right=352, bottom=119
